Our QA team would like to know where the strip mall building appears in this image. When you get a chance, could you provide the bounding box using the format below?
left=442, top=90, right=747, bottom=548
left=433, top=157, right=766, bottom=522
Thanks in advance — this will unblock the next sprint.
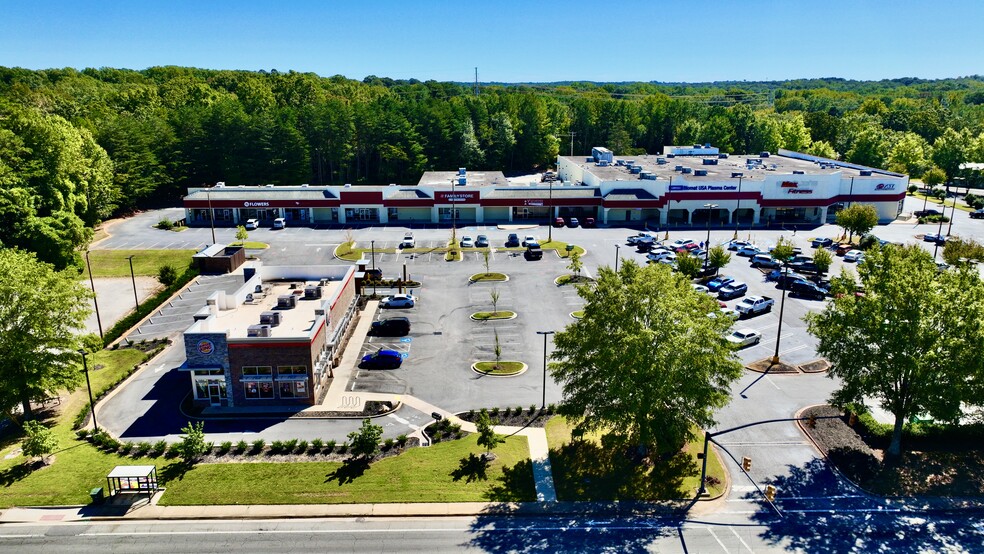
left=182, top=146, right=907, bottom=227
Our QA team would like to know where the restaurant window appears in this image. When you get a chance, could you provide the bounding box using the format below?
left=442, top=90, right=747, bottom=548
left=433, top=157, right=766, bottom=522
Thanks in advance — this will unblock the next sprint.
left=278, top=381, right=308, bottom=399
left=244, top=381, right=275, bottom=399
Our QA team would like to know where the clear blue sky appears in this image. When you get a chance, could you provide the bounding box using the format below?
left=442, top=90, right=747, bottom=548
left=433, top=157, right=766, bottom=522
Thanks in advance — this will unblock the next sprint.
left=2, top=0, right=982, bottom=83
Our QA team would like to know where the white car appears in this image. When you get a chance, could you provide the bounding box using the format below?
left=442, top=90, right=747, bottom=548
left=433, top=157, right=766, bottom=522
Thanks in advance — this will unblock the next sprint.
left=727, top=239, right=752, bottom=251
left=844, top=250, right=865, bottom=263
left=522, top=235, right=538, bottom=247
left=380, top=294, right=416, bottom=308
left=647, top=250, right=675, bottom=263
left=670, top=239, right=696, bottom=249
left=736, top=245, right=761, bottom=257
left=244, top=218, right=259, bottom=230
left=272, top=217, right=286, bottom=229
left=657, top=253, right=678, bottom=265
left=692, top=284, right=709, bottom=294
left=460, top=236, right=475, bottom=248
left=727, top=328, right=762, bottom=348
left=400, top=233, right=415, bottom=248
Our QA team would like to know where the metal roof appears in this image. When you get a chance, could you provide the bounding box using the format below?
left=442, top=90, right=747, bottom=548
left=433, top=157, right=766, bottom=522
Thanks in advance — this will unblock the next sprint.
left=186, top=189, right=338, bottom=201
left=604, top=188, right=657, bottom=201
left=107, top=465, right=157, bottom=478
left=484, top=188, right=601, bottom=199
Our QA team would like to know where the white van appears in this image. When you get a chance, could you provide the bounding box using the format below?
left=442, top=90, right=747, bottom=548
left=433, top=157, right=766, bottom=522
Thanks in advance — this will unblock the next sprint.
left=244, top=218, right=259, bottom=230
left=272, top=218, right=286, bottom=229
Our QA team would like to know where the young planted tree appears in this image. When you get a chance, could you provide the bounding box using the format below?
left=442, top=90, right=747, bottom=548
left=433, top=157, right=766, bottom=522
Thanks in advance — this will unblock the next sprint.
left=812, top=247, right=833, bottom=275
left=235, top=225, right=249, bottom=244
left=489, top=288, right=500, bottom=316
left=475, top=409, right=502, bottom=458
left=708, top=245, right=731, bottom=276
left=493, top=329, right=502, bottom=370
left=176, top=421, right=208, bottom=463
left=550, top=261, right=742, bottom=457
left=21, top=420, right=58, bottom=464
left=158, top=263, right=178, bottom=287
left=567, top=250, right=583, bottom=279
left=836, top=204, right=879, bottom=241
left=0, top=249, right=91, bottom=419
left=920, top=167, right=947, bottom=213
left=348, top=418, right=383, bottom=460
left=806, top=245, right=984, bottom=458
left=674, top=250, right=702, bottom=279
left=482, top=249, right=492, bottom=276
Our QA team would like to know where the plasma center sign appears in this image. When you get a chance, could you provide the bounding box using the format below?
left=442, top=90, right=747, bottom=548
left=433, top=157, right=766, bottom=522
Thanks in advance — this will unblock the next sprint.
left=197, top=339, right=215, bottom=355
left=669, top=184, right=738, bottom=192
left=435, top=191, right=479, bottom=203
left=243, top=201, right=271, bottom=207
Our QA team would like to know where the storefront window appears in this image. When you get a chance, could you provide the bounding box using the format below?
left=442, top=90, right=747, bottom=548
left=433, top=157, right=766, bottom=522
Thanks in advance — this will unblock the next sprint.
left=278, top=381, right=308, bottom=399
left=242, top=366, right=273, bottom=378
left=278, top=365, right=307, bottom=377
left=245, top=381, right=275, bottom=399
left=388, top=207, right=399, bottom=220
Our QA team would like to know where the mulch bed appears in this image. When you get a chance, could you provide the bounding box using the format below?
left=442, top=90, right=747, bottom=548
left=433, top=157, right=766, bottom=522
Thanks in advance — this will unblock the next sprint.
left=457, top=408, right=555, bottom=428
left=798, top=359, right=831, bottom=373
left=746, top=358, right=801, bottom=374
left=182, top=399, right=395, bottom=419
left=801, top=405, right=984, bottom=497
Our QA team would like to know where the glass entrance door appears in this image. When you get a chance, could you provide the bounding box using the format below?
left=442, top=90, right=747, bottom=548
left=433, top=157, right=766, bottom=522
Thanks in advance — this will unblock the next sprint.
left=208, top=383, right=222, bottom=406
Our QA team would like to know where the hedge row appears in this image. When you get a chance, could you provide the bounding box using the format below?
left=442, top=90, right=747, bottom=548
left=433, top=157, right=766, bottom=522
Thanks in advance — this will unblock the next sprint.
left=102, top=267, right=199, bottom=346
left=72, top=341, right=169, bottom=429
left=852, top=410, right=984, bottom=450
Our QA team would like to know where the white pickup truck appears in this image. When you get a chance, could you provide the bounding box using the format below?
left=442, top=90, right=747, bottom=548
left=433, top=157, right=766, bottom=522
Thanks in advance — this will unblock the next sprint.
left=735, top=296, right=774, bottom=317
left=626, top=231, right=659, bottom=245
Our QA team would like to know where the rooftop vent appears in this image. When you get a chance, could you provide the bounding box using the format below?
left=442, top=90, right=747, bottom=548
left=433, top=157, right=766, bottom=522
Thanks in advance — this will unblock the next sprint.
left=215, top=182, right=226, bottom=188
left=667, top=153, right=676, bottom=158
left=304, top=285, right=322, bottom=299
left=458, top=176, right=467, bottom=185
left=718, top=153, right=729, bottom=159
left=247, top=324, right=272, bottom=338
left=656, top=158, right=667, bottom=164
left=300, top=183, right=309, bottom=187
left=265, top=184, right=275, bottom=188
left=681, top=168, right=693, bottom=174
left=702, top=158, right=718, bottom=165
left=458, top=167, right=466, bottom=175
left=793, top=170, right=805, bottom=175
left=641, top=173, right=657, bottom=180
left=260, top=311, right=282, bottom=327
left=731, top=172, right=744, bottom=178
left=629, top=166, right=642, bottom=174
left=344, top=183, right=352, bottom=188
left=759, top=151, right=771, bottom=158
left=674, top=165, right=684, bottom=172
left=277, top=294, right=297, bottom=309
left=694, top=169, right=708, bottom=176
left=859, top=170, right=872, bottom=176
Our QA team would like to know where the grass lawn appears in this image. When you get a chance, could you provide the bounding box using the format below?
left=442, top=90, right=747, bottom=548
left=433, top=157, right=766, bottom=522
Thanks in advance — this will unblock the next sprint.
left=86, top=250, right=196, bottom=277
left=555, top=275, right=594, bottom=286
left=469, top=272, right=507, bottom=282
left=230, top=241, right=269, bottom=249
left=544, top=416, right=727, bottom=501
left=910, top=192, right=973, bottom=213
left=471, top=311, right=516, bottom=321
left=571, top=311, right=585, bottom=319
left=0, top=347, right=164, bottom=507
left=159, top=434, right=535, bottom=505
left=473, top=362, right=525, bottom=376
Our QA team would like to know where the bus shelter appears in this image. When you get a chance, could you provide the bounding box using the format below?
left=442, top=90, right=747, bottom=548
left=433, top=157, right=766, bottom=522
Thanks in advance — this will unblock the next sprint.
left=106, top=465, right=159, bottom=497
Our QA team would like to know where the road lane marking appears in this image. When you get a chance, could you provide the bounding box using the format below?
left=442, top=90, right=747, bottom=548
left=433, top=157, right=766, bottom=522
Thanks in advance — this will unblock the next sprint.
left=706, top=527, right=732, bottom=553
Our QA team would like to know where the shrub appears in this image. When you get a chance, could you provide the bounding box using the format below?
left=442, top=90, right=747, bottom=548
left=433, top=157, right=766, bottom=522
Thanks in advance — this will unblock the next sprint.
left=158, top=264, right=179, bottom=287
left=250, top=439, right=266, bottom=454
left=490, top=407, right=500, bottom=418
left=236, top=440, right=249, bottom=454
left=432, top=430, right=444, bottom=441
left=176, top=421, right=208, bottom=462
left=270, top=440, right=284, bottom=453
left=152, top=440, right=168, bottom=457
left=396, top=434, right=408, bottom=446
left=448, top=423, right=462, bottom=435
left=383, top=438, right=395, bottom=450
left=135, top=442, right=152, bottom=455
left=547, top=403, right=556, bottom=414
left=965, top=193, right=984, bottom=210
left=296, top=440, right=308, bottom=454
left=218, top=441, right=232, bottom=455
left=337, top=442, right=348, bottom=454
left=311, top=438, right=324, bottom=452
left=283, top=439, right=298, bottom=453
left=118, top=442, right=134, bottom=455
left=75, top=429, right=90, bottom=440
left=324, top=440, right=336, bottom=453
left=468, top=409, right=475, bottom=418
left=157, top=218, right=174, bottom=231
left=529, top=404, right=538, bottom=415
left=515, top=406, right=523, bottom=416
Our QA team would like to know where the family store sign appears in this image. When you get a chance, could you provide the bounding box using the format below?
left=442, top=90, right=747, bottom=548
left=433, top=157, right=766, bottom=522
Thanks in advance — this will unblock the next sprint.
left=435, top=191, right=479, bottom=203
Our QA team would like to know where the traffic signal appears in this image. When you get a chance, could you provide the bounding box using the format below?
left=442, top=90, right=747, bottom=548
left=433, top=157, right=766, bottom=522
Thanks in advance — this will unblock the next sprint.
left=741, top=456, right=752, bottom=471
left=764, top=485, right=777, bottom=502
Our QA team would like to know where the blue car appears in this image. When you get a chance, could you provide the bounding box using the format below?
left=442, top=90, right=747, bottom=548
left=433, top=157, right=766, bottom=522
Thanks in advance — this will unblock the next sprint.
left=707, top=276, right=735, bottom=292
left=360, top=349, right=403, bottom=369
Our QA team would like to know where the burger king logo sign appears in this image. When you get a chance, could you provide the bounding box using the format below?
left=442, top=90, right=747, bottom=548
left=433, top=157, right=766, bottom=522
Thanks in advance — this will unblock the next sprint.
left=197, top=339, right=215, bottom=355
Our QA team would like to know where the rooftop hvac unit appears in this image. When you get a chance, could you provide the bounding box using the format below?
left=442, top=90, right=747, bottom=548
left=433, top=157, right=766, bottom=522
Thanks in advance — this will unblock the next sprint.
left=760, top=152, right=771, bottom=158
left=265, top=184, right=275, bottom=187
left=641, top=173, right=657, bottom=180
left=694, top=169, right=708, bottom=176
left=344, top=183, right=352, bottom=187
left=314, top=308, right=326, bottom=316
left=215, top=182, right=226, bottom=187
left=656, top=158, right=667, bottom=164
left=615, top=160, right=625, bottom=166
left=719, top=153, right=729, bottom=159
left=586, top=157, right=594, bottom=162
left=260, top=311, right=282, bottom=326
left=674, top=165, right=684, bottom=172
left=300, top=183, right=309, bottom=187
left=704, top=143, right=711, bottom=148
left=458, top=167, right=466, bottom=175
left=694, top=144, right=702, bottom=149
left=247, top=324, right=272, bottom=338
left=304, top=285, right=322, bottom=299
left=732, top=172, right=744, bottom=178
left=458, top=176, right=467, bottom=185
left=624, top=160, right=635, bottom=166
left=681, top=168, right=693, bottom=174
left=702, top=158, right=718, bottom=165
left=667, top=154, right=676, bottom=158
left=596, top=160, right=609, bottom=167
left=793, top=170, right=805, bottom=175
left=860, top=170, right=872, bottom=176
left=277, top=294, right=297, bottom=309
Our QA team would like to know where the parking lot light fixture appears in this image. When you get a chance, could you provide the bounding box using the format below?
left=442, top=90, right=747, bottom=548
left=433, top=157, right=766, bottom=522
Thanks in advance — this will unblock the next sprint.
left=536, top=330, right=555, bottom=410
left=772, top=260, right=790, bottom=365
left=126, top=255, right=139, bottom=311
left=614, top=244, right=620, bottom=272
left=84, top=250, right=103, bottom=339
left=704, top=203, right=718, bottom=269
left=934, top=183, right=949, bottom=260
left=80, top=350, right=99, bottom=433
left=371, top=240, right=376, bottom=271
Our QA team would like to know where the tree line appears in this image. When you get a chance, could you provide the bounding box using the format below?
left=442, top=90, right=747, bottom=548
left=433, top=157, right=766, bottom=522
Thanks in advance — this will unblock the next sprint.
left=3, top=66, right=984, bottom=269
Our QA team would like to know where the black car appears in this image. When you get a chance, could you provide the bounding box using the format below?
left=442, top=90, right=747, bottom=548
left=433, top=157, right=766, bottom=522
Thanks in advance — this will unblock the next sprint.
left=915, top=209, right=941, bottom=218
left=370, top=317, right=410, bottom=336
left=788, top=261, right=821, bottom=274
left=505, top=233, right=520, bottom=247
left=524, top=244, right=543, bottom=260
left=789, top=280, right=827, bottom=300
left=971, top=209, right=984, bottom=220
left=364, top=268, right=383, bottom=281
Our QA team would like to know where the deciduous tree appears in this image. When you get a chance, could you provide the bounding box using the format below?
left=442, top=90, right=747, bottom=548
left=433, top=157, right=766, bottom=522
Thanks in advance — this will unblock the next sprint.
left=550, top=261, right=742, bottom=457
left=348, top=418, right=383, bottom=460
left=475, top=409, right=502, bottom=456
left=806, top=245, right=984, bottom=457
left=21, top=420, right=57, bottom=463
left=836, top=204, right=879, bottom=241
left=708, top=245, right=731, bottom=276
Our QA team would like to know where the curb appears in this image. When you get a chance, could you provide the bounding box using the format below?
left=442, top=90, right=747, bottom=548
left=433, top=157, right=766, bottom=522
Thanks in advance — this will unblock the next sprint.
left=470, top=362, right=528, bottom=377
left=469, top=312, right=517, bottom=321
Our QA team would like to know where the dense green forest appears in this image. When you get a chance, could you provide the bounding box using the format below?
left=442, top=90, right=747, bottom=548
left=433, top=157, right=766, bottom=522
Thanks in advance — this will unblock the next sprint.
left=3, top=66, right=984, bottom=270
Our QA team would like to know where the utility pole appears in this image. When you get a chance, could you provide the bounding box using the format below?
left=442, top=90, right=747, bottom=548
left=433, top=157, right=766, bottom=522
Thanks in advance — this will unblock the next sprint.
left=568, top=131, right=576, bottom=156
left=474, top=67, right=479, bottom=96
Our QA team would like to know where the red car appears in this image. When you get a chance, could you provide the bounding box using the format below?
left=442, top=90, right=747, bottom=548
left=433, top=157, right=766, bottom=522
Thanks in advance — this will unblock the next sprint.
left=553, top=217, right=565, bottom=227
left=583, top=217, right=596, bottom=227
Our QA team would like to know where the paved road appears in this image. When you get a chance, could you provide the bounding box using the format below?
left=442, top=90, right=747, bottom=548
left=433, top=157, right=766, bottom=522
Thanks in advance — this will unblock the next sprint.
left=1, top=511, right=981, bottom=553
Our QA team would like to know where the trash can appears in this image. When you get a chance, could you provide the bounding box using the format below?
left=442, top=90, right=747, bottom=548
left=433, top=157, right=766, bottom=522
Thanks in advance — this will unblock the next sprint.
left=90, top=487, right=104, bottom=504
left=566, top=244, right=575, bottom=253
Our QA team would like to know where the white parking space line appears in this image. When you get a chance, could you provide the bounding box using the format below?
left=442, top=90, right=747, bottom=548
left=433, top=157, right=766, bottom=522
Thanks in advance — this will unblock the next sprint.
left=706, top=527, right=732, bottom=553
left=730, top=527, right=756, bottom=553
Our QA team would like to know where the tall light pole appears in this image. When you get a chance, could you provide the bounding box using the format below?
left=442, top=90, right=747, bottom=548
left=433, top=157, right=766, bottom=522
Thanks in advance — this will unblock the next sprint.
left=772, top=259, right=790, bottom=365
left=370, top=240, right=377, bottom=298
left=733, top=175, right=743, bottom=239
left=80, top=350, right=99, bottom=432
left=704, top=203, right=718, bottom=270
left=206, top=184, right=217, bottom=245
left=84, top=250, right=103, bottom=339
left=614, top=244, right=620, bottom=272
left=126, top=255, right=139, bottom=311
left=547, top=179, right=554, bottom=243
left=450, top=178, right=457, bottom=244
left=947, top=179, right=961, bottom=236
left=536, top=330, right=555, bottom=410
left=934, top=182, right=949, bottom=260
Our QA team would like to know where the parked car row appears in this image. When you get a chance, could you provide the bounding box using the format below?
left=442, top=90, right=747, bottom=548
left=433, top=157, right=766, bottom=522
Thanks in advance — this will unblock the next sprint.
left=243, top=217, right=285, bottom=230
left=554, top=216, right=594, bottom=227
